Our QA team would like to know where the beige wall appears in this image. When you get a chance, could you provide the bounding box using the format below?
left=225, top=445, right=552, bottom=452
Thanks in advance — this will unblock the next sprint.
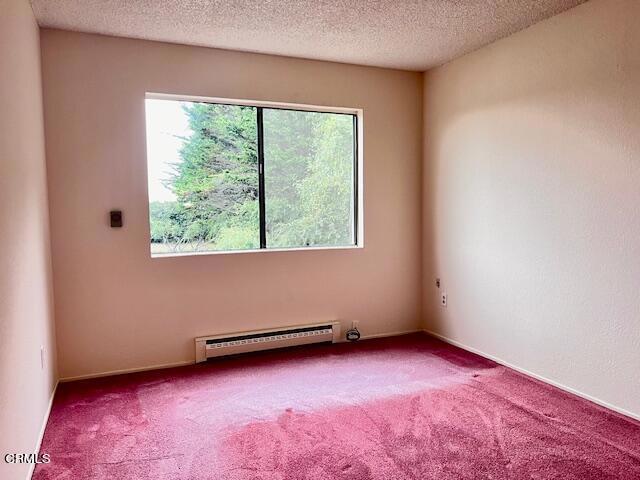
left=40, top=30, right=423, bottom=379
left=0, top=1, right=58, bottom=479
left=423, top=0, right=640, bottom=418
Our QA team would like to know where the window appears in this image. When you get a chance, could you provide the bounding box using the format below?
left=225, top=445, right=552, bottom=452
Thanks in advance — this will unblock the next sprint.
left=145, top=95, right=360, bottom=256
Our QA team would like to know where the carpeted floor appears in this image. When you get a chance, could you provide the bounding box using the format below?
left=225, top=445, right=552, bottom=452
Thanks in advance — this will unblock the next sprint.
left=34, top=334, right=640, bottom=479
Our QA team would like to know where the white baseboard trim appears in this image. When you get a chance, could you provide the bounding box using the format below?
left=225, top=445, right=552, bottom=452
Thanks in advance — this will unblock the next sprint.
left=358, top=328, right=423, bottom=341
left=60, top=329, right=424, bottom=382
left=424, top=329, right=640, bottom=422
left=27, top=380, right=58, bottom=480
left=59, top=360, right=194, bottom=383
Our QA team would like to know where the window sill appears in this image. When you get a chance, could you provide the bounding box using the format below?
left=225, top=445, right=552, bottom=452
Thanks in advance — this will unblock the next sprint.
left=150, top=244, right=364, bottom=259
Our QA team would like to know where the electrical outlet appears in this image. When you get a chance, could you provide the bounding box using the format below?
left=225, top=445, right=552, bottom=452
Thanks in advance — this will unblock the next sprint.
left=40, top=345, right=44, bottom=369
left=440, top=292, right=447, bottom=307
left=435, top=278, right=441, bottom=288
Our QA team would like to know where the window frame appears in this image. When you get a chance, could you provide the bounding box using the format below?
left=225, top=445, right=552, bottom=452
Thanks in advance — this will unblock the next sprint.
left=145, top=92, right=364, bottom=257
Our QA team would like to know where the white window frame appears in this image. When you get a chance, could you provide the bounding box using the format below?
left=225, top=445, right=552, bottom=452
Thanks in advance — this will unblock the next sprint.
left=145, top=92, right=364, bottom=257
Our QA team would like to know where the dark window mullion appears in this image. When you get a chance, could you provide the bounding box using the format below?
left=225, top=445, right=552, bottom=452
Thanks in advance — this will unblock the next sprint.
left=257, top=107, right=267, bottom=249
left=352, top=115, right=358, bottom=246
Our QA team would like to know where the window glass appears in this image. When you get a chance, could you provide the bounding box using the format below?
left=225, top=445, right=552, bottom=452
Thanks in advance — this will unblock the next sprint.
left=145, top=99, right=259, bottom=255
left=263, top=109, right=356, bottom=248
left=145, top=97, right=358, bottom=256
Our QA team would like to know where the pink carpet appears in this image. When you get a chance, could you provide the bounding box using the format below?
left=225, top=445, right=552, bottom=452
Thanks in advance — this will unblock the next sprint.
left=35, top=334, right=640, bottom=479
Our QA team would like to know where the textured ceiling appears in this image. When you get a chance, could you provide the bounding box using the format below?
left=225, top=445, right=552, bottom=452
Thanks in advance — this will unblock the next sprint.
left=30, top=0, right=585, bottom=71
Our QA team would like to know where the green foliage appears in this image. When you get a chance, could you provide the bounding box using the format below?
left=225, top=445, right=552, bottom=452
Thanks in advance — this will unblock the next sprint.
left=149, top=102, right=354, bottom=253
left=266, top=112, right=354, bottom=247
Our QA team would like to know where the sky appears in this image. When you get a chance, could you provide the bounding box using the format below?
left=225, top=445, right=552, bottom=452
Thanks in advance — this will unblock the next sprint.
left=144, top=99, right=191, bottom=202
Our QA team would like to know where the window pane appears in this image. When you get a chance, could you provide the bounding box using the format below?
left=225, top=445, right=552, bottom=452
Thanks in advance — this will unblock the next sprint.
left=145, top=99, right=259, bottom=255
left=263, top=109, right=356, bottom=249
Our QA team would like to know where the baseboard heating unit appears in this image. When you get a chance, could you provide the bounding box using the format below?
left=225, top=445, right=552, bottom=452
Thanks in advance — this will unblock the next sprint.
left=195, top=321, right=341, bottom=363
